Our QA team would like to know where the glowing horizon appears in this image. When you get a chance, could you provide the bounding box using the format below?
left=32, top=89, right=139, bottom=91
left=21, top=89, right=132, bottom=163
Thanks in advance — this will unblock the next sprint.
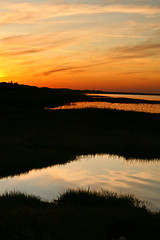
left=0, top=0, right=160, bottom=93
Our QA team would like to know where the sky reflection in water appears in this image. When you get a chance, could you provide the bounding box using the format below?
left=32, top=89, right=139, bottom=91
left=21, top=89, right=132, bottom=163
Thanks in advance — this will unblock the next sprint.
left=86, top=94, right=160, bottom=101
left=53, top=101, right=160, bottom=114
left=52, top=93, right=160, bottom=113
left=0, top=154, right=160, bottom=211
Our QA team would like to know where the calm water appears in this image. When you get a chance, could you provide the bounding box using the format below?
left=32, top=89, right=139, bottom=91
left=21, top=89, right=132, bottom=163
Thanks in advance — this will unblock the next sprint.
left=0, top=154, right=160, bottom=211
left=52, top=101, right=160, bottom=114
left=48, top=93, right=160, bottom=113
left=86, top=93, right=160, bottom=101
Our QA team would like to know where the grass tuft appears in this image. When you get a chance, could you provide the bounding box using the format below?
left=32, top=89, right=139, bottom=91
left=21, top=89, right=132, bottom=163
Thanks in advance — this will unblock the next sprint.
left=0, top=190, right=159, bottom=240
left=0, top=191, right=44, bottom=209
left=57, top=189, right=147, bottom=209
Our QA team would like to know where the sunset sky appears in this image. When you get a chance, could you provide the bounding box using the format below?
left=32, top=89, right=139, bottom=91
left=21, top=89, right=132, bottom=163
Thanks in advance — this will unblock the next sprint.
left=0, top=0, right=160, bottom=93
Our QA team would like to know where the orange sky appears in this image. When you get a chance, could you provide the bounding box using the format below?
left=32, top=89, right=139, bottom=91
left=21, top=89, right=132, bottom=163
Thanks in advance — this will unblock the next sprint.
left=0, top=0, right=160, bottom=93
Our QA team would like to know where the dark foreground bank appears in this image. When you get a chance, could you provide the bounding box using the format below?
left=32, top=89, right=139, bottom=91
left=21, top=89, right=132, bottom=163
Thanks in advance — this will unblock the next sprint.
left=0, top=190, right=159, bottom=240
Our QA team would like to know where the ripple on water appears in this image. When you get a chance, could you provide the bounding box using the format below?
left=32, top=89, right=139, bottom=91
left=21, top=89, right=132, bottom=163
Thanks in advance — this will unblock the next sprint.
left=51, top=101, right=160, bottom=114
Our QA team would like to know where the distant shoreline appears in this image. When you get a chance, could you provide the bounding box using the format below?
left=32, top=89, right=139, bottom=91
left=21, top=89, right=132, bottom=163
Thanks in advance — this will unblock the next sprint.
left=1, top=81, right=160, bottom=96
left=82, top=90, right=160, bottom=96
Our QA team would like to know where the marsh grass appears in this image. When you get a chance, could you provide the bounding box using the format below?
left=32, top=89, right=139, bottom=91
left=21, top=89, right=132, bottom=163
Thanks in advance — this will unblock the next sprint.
left=57, top=189, right=147, bottom=209
left=0, top=107, right=159, bottom=178
left=0, top=82, right=160, bottom=178
left=0, top=192, right=44, bottom=209
left=0, top=190, right=159, bottom=240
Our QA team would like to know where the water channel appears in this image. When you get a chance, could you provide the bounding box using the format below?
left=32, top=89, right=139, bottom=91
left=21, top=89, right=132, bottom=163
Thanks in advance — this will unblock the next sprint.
left=0, top=154, right=160, bottom=211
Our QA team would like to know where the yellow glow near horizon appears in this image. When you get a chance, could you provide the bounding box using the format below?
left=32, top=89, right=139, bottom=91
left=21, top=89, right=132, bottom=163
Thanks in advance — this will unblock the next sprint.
left=0, top=0, right=160, bottom=93
left=0, top=71, right=6, bottom=78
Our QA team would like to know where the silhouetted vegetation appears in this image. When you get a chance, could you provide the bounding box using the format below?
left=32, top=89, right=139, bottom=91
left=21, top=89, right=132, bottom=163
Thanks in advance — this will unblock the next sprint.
left=0, top=82, right=88, bottom=109
left=0, top=82, right=160, bottom=178
left=0, top=190, right=159, bottom=240
left=0, top=82, right=159, bottom=109
left=57, top=189, right=147, bottom=208
left=0, top=83, right=160, bottom=239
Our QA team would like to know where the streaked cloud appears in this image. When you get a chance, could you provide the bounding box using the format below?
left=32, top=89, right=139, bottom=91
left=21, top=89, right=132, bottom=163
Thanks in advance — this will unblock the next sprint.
left=110, top=42, right=160, bottom=59
left=0, top=0, right=160, bottom=92
left=0, top=2, right=160, bottom=24
left=39, top=67, right=80, bottom=76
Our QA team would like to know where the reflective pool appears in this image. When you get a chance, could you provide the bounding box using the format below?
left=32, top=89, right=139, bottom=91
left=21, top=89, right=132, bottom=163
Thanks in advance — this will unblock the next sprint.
left=86, top=93, right=160, bottom=101
left=0, top=154, right=160, bottom=211
left=51, top=101, right=160, bottom=114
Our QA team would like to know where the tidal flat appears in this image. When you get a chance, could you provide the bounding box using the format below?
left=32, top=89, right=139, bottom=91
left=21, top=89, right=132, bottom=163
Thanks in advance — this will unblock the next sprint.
left=0, top=82, right=160, bottom=239
left=0, top=83, right=160, bottom=177
left=1, top=154, right=160, bottom=211
left=0, top=104, right=160, bottom=178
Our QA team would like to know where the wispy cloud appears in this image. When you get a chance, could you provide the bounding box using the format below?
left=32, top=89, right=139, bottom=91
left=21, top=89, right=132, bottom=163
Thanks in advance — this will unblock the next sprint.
left=0, top=32, right=86, bottom=57
left=0, top=1, right=160, bottom=92
left=41, top=67, right=77, bottom=76
left=111, top=42, right=160, bottom=59
left=0, top=3, right=160, bottom=24
left=99, top=33, right=146, bottom=38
